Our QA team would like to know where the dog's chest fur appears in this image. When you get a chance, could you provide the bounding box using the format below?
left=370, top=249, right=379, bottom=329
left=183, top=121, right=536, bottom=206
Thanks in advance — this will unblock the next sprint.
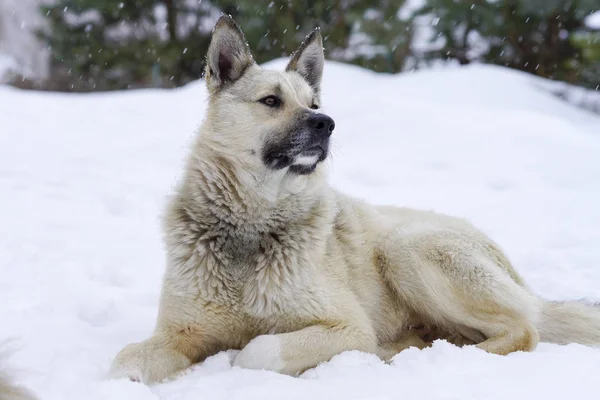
left=167, top=202, right=329, bottom=324
left=240, top=229, right=324, bottom=319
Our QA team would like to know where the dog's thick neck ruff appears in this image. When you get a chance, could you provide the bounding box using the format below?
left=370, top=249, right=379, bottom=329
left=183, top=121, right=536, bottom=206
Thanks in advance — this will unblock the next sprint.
left=180, top=138, right=329, bottom=229
left=165, top=140, right=334, bottom=277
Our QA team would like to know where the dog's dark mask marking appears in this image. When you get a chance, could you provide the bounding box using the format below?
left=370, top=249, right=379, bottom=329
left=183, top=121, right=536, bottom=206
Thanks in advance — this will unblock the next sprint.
left=261, top=112, right=333, bottom=174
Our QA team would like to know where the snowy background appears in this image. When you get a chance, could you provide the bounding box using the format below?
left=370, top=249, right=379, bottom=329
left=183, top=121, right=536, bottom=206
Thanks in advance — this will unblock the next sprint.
left=0, top=0, right=49, bottom=80
left=1, top=56, right=600, bottom=399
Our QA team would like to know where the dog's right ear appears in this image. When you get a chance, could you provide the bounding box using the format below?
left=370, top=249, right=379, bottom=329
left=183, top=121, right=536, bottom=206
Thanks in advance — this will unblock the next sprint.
left=205, top=15, right=255, bottom=93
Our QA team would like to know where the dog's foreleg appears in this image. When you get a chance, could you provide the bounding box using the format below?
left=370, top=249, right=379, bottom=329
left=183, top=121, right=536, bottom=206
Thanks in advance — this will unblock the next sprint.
left=233, top=323, right=376, bottom=375
left=108, top=331, right=204, bottom=384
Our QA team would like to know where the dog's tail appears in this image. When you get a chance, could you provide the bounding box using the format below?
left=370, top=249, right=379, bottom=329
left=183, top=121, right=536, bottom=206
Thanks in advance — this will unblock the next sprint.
left=0, top=346, right=37, bottom=400
left=537, top=300, right=600, bottom=346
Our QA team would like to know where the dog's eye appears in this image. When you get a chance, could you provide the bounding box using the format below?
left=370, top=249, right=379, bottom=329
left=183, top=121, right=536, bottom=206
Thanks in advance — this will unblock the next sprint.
left=259, top=95, right=282, bottom=108
left=310, top=104, right=319, bottom=110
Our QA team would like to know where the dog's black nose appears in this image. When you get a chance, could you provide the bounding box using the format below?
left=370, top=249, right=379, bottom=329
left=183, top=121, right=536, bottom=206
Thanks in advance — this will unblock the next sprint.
left=308, top=114, right=335, bottom=137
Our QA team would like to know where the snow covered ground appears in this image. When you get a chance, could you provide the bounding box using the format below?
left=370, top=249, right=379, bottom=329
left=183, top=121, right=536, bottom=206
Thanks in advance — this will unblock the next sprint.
left=1, top=59, right=600, bottom=399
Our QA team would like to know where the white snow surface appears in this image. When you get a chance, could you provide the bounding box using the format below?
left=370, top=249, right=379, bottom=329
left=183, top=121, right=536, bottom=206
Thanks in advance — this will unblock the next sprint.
left=2, top=59, right=600, bottom=399
left=585, top=10, right=600, bottom=29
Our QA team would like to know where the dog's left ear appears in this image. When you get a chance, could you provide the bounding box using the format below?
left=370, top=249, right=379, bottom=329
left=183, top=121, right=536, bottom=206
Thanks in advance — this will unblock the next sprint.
left=205, top=15, right=255, bottom=93
left=286, top=28, right=324, bottom=94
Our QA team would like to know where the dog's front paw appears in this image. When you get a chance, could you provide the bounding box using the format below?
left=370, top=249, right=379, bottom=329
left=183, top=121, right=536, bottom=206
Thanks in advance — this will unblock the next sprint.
left=233, top=335, right=285, bottom=373
left=108, top=341, right=191, bottom=384
left=108, top=343, right=146, bottom=383
left=109, top=339, right=191, bottom=384
left=108, top=360, right=144, bottom=383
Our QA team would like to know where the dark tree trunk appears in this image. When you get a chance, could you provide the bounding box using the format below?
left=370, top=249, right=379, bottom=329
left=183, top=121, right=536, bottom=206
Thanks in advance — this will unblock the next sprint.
left=163, top=0, right=183, bottom=85
left=164, top=0, right=178, bottom=42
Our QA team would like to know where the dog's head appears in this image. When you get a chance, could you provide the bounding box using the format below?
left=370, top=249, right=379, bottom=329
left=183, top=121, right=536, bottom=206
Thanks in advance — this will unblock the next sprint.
left=200, top=15, right=334, bottom=177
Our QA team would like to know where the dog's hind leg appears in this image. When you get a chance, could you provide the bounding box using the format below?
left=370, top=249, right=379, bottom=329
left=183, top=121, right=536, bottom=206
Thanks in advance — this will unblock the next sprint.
left=376, top=324, right=480, bottom=360
left=376, top=330, right=432, bottom=361
left=377, top=234, right=542, bottom=356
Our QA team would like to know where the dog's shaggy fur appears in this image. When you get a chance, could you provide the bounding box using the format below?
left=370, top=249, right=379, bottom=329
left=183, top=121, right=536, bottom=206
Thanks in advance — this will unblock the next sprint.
left=109, top=15, right=600, bottom=384
left=0, top=373, right=35, bottom=400
left=0, top=346, right=36, bottom=400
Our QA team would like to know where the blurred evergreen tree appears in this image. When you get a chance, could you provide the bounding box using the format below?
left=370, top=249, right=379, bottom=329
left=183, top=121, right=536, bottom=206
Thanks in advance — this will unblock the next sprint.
left=414, top=0, right=599, bottom=88
left=39, top=0, right=212, bottom=91
left=351, top=0, right=412, bottom=73
left=40, top=0, right=413, bottom=90
left=212, top=0, right=410, bottom=73
left=569, top=30, right=600, bottom=89
left=37, top=0, right=597, bottom=91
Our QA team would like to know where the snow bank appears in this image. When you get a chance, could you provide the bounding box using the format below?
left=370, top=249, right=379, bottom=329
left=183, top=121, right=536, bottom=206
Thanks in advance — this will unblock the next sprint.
left=585, top=10, right=600, bottom=29
left=1, top=60, right=600, bottom=399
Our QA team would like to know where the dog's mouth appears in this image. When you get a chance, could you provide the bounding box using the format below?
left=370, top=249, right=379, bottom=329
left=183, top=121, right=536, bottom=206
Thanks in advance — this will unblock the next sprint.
left=263, top=143, right=328, bottom=175
left=286, top=146, right=323, bottom=175
left=294, top=145, right=325, bottom=164
left=302, top=145, right=325, bottom=157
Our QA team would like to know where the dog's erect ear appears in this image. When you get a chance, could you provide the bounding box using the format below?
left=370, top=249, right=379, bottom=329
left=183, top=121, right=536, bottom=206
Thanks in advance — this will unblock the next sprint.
left=205, top=15, right=255, bottom=93
left=286, top=28, right=325, bottom=94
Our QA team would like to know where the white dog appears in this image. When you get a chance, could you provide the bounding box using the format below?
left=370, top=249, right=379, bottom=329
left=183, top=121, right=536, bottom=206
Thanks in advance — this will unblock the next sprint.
left=108, top=15, right=600, bottom=384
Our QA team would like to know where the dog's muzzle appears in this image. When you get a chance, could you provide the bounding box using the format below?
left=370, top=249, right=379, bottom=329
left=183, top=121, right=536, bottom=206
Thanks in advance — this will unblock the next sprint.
left=263, top=112, right=335, bottom=174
